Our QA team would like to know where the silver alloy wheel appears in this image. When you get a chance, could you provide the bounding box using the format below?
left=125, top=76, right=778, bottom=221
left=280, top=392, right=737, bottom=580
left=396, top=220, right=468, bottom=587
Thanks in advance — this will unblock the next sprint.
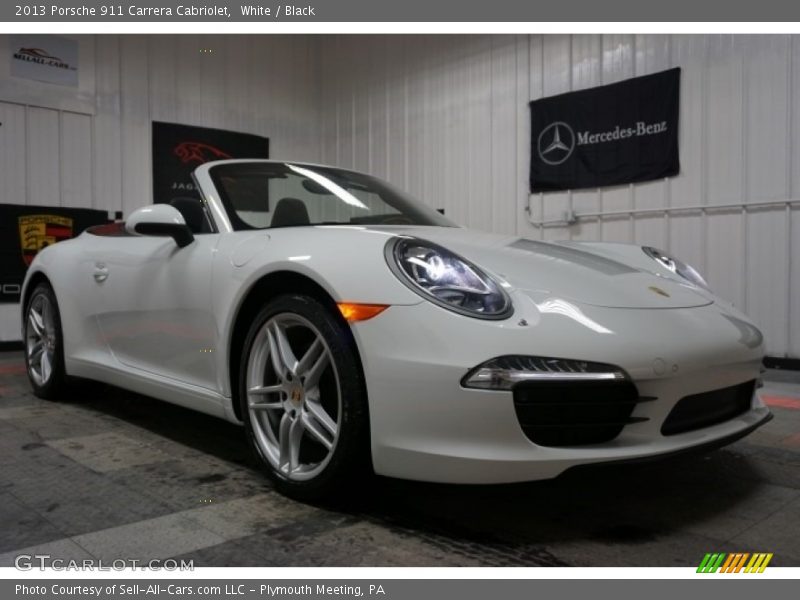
left=26, top=293, right=57, bottom=386
left=245, top=313, right=341, bottom=481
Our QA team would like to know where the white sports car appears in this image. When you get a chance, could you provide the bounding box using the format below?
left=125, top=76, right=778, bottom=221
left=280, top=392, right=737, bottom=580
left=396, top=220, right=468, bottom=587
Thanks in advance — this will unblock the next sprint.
left=21, top=159, right=771, bottom=498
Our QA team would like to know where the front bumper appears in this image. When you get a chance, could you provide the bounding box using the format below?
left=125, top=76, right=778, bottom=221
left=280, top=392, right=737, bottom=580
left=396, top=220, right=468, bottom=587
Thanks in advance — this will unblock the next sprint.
left=351, top=292, right=768, bottom=483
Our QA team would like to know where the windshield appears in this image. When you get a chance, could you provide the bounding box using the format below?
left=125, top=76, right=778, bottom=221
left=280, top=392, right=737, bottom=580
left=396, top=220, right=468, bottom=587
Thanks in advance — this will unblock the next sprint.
left=209, top=162, right=457, bottom=230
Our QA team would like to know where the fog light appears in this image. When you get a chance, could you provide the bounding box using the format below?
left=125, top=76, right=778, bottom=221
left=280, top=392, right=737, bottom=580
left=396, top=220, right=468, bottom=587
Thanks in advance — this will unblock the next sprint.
left=462, top=355, right=627, bottom=390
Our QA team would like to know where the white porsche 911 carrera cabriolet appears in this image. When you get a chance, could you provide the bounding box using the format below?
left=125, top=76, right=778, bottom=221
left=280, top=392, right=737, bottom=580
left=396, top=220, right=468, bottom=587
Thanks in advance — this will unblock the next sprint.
left=21, top=159, right=771, bottom=498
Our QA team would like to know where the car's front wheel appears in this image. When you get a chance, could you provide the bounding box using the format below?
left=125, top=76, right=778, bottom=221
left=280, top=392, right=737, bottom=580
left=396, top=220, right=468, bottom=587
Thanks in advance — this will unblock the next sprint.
left=24, top=282, right=68, bottom=400
left=239, top=294, right=370, bottom=500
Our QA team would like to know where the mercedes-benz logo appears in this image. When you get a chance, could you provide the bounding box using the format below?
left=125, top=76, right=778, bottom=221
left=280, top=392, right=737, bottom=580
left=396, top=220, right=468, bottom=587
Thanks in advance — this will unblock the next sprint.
left=537, top=121, right=576, bottom=166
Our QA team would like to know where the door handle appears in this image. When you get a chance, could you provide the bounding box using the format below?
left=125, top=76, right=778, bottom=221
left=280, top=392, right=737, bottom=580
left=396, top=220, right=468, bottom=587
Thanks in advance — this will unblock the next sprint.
left=93, top=263, right=109, bottom=283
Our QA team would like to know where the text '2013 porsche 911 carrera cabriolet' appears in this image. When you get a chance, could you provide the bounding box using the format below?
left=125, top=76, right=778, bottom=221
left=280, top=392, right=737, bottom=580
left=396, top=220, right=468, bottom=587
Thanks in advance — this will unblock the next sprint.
left=21, top=159, right=772, bottom=499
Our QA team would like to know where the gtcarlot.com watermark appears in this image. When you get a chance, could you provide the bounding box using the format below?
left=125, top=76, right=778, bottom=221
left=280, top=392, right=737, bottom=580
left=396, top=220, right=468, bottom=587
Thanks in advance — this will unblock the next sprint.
left=14, top=554, right=194, bottom=571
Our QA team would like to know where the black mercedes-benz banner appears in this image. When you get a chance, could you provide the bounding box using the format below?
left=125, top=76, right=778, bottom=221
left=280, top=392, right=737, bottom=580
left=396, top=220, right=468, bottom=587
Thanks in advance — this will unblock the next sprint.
left=530, top=67, right=680, bottom=193
left=0, top=204, right=109, bottom=304
left=152, top=121, right=269, bottom=204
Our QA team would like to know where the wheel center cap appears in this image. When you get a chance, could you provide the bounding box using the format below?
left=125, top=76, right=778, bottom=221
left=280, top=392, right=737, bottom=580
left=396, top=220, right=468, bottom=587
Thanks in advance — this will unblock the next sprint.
left=290, top=385, right=304, bottom=406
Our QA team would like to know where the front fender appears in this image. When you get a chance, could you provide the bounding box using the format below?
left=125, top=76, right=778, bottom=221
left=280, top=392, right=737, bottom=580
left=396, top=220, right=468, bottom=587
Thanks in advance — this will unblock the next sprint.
left=210, top=229, right=423, bottom=399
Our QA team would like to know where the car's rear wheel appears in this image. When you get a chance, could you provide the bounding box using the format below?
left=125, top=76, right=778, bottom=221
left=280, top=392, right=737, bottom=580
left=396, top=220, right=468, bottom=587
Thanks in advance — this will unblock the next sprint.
left=239, top=294, right=369, bottom=500
left=24, top=282, right=68, bottom=400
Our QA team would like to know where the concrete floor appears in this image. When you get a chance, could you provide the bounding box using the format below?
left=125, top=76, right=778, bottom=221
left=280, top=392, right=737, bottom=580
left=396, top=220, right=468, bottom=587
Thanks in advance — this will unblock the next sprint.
left=1, top=349, right=799, bottom=567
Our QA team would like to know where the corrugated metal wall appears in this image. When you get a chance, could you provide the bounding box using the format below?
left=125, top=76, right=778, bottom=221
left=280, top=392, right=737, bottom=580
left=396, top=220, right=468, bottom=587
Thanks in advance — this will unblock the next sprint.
left=1, top=34, right=798, bottom=358
left=0, top=34, right=321, bottom=216
left=318, top=34, right=800, bottom=359
left=0, top=34, right=321, bottom=340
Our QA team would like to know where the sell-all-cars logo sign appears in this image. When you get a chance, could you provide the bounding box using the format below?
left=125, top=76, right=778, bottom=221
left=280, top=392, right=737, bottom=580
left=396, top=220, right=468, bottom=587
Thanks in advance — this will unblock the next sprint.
left=537, top=122, right=576, bottom=166
left=174, top=141, right=232, bottom=166
left=12, top=47, right=76, bottom=73
left=18, top=215, right=73, bottom=266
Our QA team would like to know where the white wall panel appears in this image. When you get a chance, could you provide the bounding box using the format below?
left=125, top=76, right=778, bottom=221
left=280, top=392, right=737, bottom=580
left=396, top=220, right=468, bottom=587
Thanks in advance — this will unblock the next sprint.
left=366, top=37, right=389, bottom=181
left=93, top=35, right=122, bottom=216
left=514, top=35, right=531, bottom=246
left=385, top=39, right=407, bottom=186
left=444, top=37, right=472, bottom=221
left=632, top=35, right=671, bottom=250
left=0, top=33, right=321, bottom=219
left=60, top=112, right=93, bottom=208
left=569, top=35, right=602, bottom=243
left=525, top=36, right=545, bottom=234
left=466, top=36, right=493, bottom=231
left=538, top=36, right=573, bottom=242
left=704, top=36, right=745, bottom=308
left=490, top=35, right=519, bottom=236
left=1, top=33, right=799, bottom=357
left=667, top=36, right=706, bottom=277
left=353, top=40, right=371, bottom=175
left=319, top=34, right=800, bottom=358
left=791, top=37, right=800, bottom=359
left=599, top=34, right=636, bottom=244
left=0, top=101, right=27, bottom=206
left=26, top=107, right=60, bottom=207
left=149, top=36, right=179, bottom=125
left=119, top=36, right=151, bottom=216
left=742, top=37, right=791, bottom=356
left=0, top=34, right=323, bottom=341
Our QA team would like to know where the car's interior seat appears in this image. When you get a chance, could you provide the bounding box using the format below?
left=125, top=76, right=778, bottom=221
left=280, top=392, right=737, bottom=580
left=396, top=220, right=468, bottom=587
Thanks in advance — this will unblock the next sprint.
left=169, top=197, right=210, bottom=234
left=271, top=197, right=310, bottom=228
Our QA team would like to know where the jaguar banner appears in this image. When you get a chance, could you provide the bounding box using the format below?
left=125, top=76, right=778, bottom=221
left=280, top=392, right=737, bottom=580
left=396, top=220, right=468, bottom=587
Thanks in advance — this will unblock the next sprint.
left=529, top=67, right=680, bottom=193
left=152, top=121, right=270, bottom=204
left=0, top=204, right=109, bottom=303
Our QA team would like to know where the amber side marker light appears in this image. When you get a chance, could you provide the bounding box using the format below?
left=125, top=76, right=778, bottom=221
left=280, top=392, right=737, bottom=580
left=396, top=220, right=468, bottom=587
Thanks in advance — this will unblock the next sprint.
left=337, top=303, right=389, bottom=323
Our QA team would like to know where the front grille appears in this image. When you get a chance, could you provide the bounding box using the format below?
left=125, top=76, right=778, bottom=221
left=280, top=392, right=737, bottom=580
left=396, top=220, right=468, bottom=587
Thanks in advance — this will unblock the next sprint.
left=513, top=379, right=645, bottom=447
left=661, top=380, right=755, bottom=436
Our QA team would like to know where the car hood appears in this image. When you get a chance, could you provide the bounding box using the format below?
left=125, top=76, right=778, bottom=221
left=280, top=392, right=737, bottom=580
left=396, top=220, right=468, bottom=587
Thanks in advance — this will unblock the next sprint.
left=372, top=226, right=712, bottom=309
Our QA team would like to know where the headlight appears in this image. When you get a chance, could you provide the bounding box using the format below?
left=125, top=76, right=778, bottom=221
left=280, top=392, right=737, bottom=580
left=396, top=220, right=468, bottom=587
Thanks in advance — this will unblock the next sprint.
left=462, top=355, right=627, bottom=390
left=642, top=246, right=709, bottom=290
left=386, top=237, right=513, bottom=319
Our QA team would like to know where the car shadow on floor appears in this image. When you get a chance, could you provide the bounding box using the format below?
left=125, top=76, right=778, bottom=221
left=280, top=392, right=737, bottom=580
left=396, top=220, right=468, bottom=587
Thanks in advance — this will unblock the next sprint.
left=355, top=455, right=761, bottom=552
left=69, top=381, right=765, bottom=562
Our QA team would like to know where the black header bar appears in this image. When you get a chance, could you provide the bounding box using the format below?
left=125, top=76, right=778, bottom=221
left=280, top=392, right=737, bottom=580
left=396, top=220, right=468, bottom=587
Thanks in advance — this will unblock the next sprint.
left=4, top=0, right=800, bottom=22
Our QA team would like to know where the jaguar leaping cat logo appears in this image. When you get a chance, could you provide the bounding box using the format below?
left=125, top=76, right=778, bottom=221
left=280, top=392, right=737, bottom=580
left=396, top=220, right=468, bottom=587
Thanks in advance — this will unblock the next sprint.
left=173, top=142, right=232, bottom=166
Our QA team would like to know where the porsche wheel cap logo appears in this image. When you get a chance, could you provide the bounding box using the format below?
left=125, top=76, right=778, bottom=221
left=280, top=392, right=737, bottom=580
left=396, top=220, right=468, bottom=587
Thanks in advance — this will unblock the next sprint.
left=290, top=387, right=303, bottom=405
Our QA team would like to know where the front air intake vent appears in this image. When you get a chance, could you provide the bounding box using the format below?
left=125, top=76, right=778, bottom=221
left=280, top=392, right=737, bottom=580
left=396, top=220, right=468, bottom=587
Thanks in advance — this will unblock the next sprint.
left=661, top=381, right=755, bottom=436
left=513, top=379, right=646, bottom=447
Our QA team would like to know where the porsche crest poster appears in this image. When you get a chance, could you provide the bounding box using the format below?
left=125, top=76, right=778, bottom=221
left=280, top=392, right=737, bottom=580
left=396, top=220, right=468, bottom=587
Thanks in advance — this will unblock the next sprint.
left=529, top=68, right=680, bottom=193
left=152, top=121, right=270, bottom=205
left=0, top=204, right=109, bottom=304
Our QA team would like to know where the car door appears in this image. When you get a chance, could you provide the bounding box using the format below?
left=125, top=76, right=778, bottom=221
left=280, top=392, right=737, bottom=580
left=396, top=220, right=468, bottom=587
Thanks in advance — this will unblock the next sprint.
left=85, top=232, right=220, bottom=392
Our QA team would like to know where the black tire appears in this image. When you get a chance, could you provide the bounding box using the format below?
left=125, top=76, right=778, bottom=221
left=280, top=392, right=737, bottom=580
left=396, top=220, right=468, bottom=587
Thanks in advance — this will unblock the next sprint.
left=23, top=282, right=69, bottom=400
left=238, top=293, right=371, bottom=501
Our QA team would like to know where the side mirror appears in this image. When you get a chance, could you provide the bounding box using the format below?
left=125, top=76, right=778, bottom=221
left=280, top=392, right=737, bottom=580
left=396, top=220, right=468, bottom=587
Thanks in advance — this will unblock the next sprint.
left=125, top=205, right=195, bottom=248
